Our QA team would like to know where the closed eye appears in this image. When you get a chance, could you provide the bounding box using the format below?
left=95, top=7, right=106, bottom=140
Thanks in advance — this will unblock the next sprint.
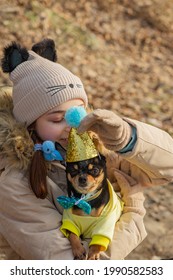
left=51, top=118, right=65, bottom=123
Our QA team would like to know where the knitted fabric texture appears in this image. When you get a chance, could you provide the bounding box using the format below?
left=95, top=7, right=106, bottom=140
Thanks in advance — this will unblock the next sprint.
left=10, top=51, right=88, bottom=126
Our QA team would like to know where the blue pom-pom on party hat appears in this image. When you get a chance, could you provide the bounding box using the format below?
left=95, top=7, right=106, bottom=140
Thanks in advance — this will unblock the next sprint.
left=65, top=106, right=87, bottom=128
left=64, top=106, right=98, bottom=162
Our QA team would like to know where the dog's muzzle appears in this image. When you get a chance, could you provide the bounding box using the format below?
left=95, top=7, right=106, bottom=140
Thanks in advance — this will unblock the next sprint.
left=78, top=174, right=87, bottom=187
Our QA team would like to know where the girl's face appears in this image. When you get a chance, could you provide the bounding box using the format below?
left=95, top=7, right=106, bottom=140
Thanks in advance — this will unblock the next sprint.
left=35, top=99, right=84, bottom=148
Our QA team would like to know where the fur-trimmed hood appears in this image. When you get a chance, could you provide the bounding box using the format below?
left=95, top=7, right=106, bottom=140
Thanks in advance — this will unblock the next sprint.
left=0, top=86, right=34, bottom=170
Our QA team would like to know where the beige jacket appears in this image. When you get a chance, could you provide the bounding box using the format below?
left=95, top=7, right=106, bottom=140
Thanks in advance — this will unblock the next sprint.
left=0, top=88, right=173, bottom=260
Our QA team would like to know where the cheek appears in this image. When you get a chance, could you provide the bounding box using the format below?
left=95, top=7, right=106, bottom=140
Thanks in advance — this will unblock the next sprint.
left=67, top=174, right=79, bottom=188
left=36, top=122, right=63, bottom=141
left=87, top=175, right=95, bottom=184
left=94, top=172, right=104, bottom=186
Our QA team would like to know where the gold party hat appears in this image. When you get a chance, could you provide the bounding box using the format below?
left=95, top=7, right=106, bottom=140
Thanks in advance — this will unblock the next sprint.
left=66, top=128, right=99, bottom=162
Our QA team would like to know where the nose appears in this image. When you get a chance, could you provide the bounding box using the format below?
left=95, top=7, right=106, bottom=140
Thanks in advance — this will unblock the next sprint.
left=64, top=124, right=71, bottom=132
left=78, top=176, right=87, bottom=185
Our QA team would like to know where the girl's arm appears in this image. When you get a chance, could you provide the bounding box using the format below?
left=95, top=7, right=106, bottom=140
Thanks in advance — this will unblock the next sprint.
left=120, top=118, right=173, bottom=181
left=79, top=109, right=173, bottom=183
left=109, top=170, right=147, bottom=260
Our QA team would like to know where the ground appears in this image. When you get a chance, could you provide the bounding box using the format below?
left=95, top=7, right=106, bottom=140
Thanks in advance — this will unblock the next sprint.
left=0, top=0, right=173, bottom=259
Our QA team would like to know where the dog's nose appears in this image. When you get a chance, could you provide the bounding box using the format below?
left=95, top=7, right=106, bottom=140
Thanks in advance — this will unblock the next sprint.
left=78, top=176, right=87, bottom=185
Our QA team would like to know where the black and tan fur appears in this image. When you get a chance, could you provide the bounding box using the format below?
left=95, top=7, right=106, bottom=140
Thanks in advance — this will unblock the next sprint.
left=66, top=154, right=109, bottom=260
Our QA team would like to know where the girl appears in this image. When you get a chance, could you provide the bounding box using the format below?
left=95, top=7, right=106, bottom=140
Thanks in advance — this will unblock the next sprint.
left=0, top=39, right=173, bottom=260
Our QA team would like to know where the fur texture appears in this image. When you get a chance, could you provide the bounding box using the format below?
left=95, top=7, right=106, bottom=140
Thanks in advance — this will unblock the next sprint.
left=0, top=87, right=33, bottom=170
left=32, top=38, right=57, bottom=62
left=1, top=42, right=29, bottom=73
left=66, top=155, right=109, bottom=209
left=1, top=39, right=57, bottom=75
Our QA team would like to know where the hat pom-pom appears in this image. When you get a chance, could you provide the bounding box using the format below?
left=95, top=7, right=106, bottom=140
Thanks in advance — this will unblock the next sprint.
left=65, top=106, right=87, bottom=128
left=1, top=42, right=29, bottom=73
left=32, top=38, right=57, bottom=62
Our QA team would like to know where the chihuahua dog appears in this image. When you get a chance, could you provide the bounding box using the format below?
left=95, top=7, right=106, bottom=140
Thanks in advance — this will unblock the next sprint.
left=65, top=154, right=110, bottom=260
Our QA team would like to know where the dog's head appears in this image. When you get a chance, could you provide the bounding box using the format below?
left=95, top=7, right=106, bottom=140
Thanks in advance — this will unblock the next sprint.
left=66, top=155, right=107, bottom=195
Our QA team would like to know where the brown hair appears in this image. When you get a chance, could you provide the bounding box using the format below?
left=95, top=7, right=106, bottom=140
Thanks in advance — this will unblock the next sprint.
left=28, top=126, right=48, bottom=199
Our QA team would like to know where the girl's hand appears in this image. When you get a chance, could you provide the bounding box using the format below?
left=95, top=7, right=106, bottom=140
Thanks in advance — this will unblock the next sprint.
left=78, top=109, right=132, bottom=151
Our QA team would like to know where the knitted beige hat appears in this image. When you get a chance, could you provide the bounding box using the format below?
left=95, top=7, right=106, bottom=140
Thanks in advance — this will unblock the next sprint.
left=1, top=40, right=88, bottom=126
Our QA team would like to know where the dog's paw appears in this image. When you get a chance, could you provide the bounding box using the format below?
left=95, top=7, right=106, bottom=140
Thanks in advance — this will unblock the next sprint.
left=69, top=233, right=87, bottom=260
left=87, top=252, right=100, bottom=260
left=87, top=245, right=101, bottom=260
left=73, top=244, right=87, bottom=260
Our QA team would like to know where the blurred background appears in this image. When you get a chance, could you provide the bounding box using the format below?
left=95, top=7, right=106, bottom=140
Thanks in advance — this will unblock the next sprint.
left=0, top=0, right=173, bottom=259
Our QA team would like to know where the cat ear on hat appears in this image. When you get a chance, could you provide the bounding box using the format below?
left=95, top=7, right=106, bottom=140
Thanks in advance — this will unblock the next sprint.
left=31, top=38, right=57, bottom=62
left=1, top=42, right=29, bottom=73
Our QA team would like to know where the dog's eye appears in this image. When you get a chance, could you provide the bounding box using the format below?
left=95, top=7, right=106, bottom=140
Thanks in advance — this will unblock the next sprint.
left=68, top=168, right=79, bottom=177
left=88, top=167, right=100, bottom=176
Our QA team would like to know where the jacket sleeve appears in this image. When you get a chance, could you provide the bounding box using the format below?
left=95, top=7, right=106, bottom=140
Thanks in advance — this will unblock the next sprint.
left=121, top=118, right=173, bottom=183
left=109, top=170, right=147, bottom=260
left=0, top=168, right=73, bottom=260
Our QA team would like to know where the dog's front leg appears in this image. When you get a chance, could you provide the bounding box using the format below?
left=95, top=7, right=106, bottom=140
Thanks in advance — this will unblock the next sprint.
left=69, top=232, right=87, bottom=260
left=87, top=245, right=101, bottom=260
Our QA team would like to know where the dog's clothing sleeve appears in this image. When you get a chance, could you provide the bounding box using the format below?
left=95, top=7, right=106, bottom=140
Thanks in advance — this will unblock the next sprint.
left=60, top=181, right=123, bottom=250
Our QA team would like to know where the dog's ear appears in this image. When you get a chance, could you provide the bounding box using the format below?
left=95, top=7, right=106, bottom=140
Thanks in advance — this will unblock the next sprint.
left=32, top=38, right=57, bottom=62
left=1, top=42, right=29, bottom=73
left=99, top=154, right=106, bottom=165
